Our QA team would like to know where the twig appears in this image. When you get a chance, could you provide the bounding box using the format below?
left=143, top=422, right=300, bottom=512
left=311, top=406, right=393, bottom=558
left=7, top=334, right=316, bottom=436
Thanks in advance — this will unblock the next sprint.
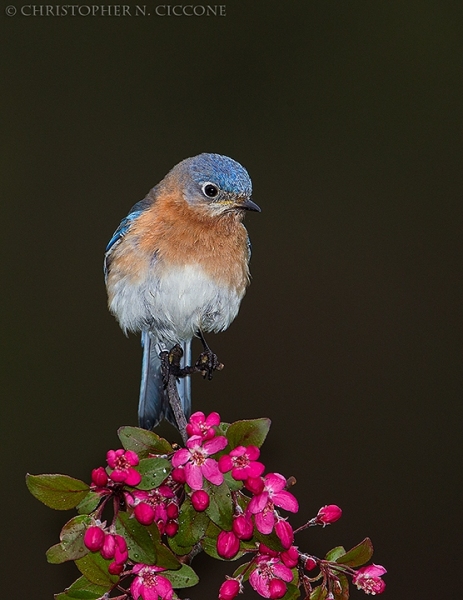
left=160, top=349, right=189, bottom=444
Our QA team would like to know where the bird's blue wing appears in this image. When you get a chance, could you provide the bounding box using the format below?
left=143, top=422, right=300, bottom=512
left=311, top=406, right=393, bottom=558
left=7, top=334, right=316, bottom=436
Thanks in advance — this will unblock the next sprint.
left=104, top=198, right=152, bottom=278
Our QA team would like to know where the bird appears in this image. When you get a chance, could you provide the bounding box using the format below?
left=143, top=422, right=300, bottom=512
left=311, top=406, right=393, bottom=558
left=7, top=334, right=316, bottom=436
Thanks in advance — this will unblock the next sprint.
left=104, top=153, right=260, bottom=431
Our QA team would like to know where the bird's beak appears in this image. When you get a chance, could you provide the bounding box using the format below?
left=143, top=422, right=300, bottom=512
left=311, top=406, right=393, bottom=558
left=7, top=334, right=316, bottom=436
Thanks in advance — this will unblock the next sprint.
left=241, top=198, right=261, bottom=212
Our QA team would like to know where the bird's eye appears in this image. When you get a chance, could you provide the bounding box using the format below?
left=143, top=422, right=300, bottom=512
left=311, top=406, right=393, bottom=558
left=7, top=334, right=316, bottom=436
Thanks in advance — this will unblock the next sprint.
left=202, top=182, right=219, bottom=198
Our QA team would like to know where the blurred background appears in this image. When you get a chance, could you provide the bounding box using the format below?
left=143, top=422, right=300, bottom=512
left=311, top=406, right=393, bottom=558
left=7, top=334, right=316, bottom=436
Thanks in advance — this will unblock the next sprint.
left=1, top=1, right=462, bottom=597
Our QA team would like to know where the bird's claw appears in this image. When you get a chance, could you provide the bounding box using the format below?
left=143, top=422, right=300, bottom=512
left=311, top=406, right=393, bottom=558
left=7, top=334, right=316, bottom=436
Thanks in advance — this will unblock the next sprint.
left=195, top=349, right=224, bottom=380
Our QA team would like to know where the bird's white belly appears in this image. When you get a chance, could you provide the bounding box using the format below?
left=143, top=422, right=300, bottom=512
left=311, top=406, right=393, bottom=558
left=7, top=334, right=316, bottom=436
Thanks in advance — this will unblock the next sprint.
left=109, top=263, right=244, bottom=344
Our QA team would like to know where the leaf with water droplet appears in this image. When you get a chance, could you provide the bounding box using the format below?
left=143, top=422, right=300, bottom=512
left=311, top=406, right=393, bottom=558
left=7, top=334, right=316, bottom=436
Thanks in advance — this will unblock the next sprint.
left=46, top=515, right=91, bottom=564
left=54, top=575, right=111, bottom=599
left=136, top=457, right=172, bottom=490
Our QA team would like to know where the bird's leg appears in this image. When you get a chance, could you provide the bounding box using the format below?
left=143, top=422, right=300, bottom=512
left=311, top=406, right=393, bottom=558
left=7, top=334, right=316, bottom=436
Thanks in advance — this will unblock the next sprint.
left=195, top=330, right=224, bottom=380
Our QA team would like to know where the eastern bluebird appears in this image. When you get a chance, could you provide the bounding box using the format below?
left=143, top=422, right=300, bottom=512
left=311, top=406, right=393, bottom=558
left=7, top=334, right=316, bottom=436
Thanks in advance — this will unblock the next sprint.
left=104, top=153, right=260, bottom=430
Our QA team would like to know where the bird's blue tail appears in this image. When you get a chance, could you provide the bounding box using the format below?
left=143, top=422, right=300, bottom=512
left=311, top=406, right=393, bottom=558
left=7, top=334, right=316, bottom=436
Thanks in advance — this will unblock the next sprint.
left=138, top=332, right=191, bottom=430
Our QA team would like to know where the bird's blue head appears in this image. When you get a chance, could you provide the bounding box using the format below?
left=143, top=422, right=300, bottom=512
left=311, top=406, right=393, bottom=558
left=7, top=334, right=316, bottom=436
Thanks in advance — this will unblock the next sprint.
left=166, top=153, right=260, bottom=214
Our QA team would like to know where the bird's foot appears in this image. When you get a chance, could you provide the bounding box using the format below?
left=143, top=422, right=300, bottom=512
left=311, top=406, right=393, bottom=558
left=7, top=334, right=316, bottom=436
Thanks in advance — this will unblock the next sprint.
left=160, top=343, right=224, bottom=384
left=195, top=349, right=224, bottom=380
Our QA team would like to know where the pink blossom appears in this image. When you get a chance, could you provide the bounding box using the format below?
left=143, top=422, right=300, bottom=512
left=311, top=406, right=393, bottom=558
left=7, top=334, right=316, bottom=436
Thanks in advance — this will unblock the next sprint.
left=171, top=435, right=227, bottom=490
left=353, top=564, right=387, bottom=595
left=249, top=554, right=294, bottom=599
left=217, top=530, right=240, bottom=559
left=131, top=564, right=173, bottom=600
left=130, top=485, right=176, bottom=527
left=316, top=504, right=342, bottom=525
left=218, top=445, right=265, bottom=481
left=191, top=489, right=210, bottom=511
left=84, top=526, right=105, bottom=552
left=186, top=411, right=221, bottom=440
left=100, top=533, right=128, bottom=565
left=248, top=473, right=299, bottom=535
left=106, top=449, right=141, bottom=486
left=219, top=578, right=242, bottom=600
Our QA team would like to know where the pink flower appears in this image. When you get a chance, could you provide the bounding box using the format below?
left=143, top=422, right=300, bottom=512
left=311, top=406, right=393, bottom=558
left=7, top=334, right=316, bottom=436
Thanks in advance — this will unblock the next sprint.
left=131, top=564, right=173, bottom=600
left=191, top=489, right=210, bottom=511
left=172, top=435, right=227, bottom=490
left=100, top=533, right=128, bottom=565
left=217, top=530, right=240, bottom=559
left=130, top=485, right=176, bottom=527
left=249, top=554, right=294, bottom=599
left=84, top=526, right=105, bottom=552
left=353, top=564, right=387, bottom=595
left=218, top=445, right=265, bottom=481
left=186, top=411, right=221, bottom=440
left=106, top=449, right=141, bottom=486
left=315, top=504, right=342, bottom=525
left=248, top=473, right=299, bottom=535
left=219, top=578, right=242, bottom=600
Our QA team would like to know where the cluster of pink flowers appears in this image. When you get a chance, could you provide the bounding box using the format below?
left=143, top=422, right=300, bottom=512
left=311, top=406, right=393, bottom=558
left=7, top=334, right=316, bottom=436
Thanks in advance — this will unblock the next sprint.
left=73, top=411, right=386, bottom=600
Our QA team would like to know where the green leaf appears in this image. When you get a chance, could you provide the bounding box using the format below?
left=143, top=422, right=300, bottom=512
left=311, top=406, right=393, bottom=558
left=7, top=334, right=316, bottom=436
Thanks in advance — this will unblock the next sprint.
left=54, top=575, right=111, bottom=599
left=146, top=523, right=181, bottom=570
left=310, top=586, right=328, bottom=600
left=334, top=574, right=349, bottom=600
left=47, top=515, right=91, bottom=563
left=204, top=480, right=233, bottom=530
left=336, top=537, right=373, bottom=568
left=115, top=511, right=156, bottom=564
left=281, top=584, right=301, bottom=600
left=254, top=527, right=285, bottom=552
left=136, top=457, right=171, bottom=490
left=76, top=492, right=101, bottom=515
left=167, top=535, right=193, bottom=557
left=325, top=546, right=346, bottom=561
left=226, top=418, right=271, bottom=449
left=26, top=473, right=89, bottom=510
left=118, top=426, right=173, bottom=457
left=223, top=471, right=243, bottom=492
left=232, top=560, right=252, bottom=580
left=172, top=498, right=209, bottom=548
left=75, top=552, right=119, bottom=586
left=163, top=564, right=199, bottom=589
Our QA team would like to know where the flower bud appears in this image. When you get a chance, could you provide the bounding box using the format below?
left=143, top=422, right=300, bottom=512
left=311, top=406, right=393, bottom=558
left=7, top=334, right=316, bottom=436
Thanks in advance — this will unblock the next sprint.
left=134, top=502, right=156, bottom=526
left=108, top=561, right=124, bottom=575
left=219, top=578, right=241, bottom=600
left=91, top=467, right=108, bottom=487
left=275, top=519, right=294, bottom=549
left=83, top=526, right=105, bottom=552
left=244, top=476, right=265, bottom=495
left=281, top=546, right=299, bottom=568
left=232, top=515, right=254, bottom=540
left=166, top=502, right=179, bottom=519
left=101, top=534, right=116, bottom=559
left=304, top=556, right=317, bottom=571
left=316, top=504, right=342, bottom=525
left=217, top=530, right=240, bottom=559
left=165, top=520, right=179, bottom=537
left=114, top=534, right=128, bottom=564
left=171, top=467, right=186, bottom=483
left=191, top=490, right=210, bottom=512
left=269, top=579, right=287, bottom=599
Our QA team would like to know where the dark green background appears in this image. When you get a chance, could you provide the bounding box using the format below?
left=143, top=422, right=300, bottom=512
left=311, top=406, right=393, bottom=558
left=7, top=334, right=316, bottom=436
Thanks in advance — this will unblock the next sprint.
left=2, top=1, right=461, bottom=597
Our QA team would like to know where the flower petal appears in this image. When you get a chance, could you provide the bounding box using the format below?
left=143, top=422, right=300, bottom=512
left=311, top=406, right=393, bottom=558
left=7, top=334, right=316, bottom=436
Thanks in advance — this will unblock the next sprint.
left=202, top=458, right=224, bottom=485
left=125, top=468, right=142, bottom=487
left=248, top=491, right=269, bottom=514
left=273, top=561, right=294, bottom=582
left=172, top=448, right=190, bottom=467
left=272, top=490, right=299, bottom=513
left=204, top=435, right=228, bottom=455
left=185, top=462, right=203, bottom=490
left=264, top=473, right=286, bottom=492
